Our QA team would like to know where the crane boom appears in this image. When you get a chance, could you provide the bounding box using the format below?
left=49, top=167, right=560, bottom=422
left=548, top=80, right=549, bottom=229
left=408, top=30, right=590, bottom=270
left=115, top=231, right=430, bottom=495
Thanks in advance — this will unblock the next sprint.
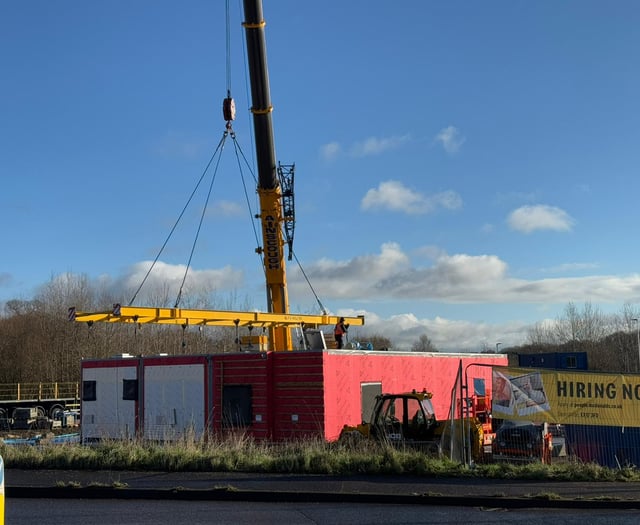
left=242, top=0, right=291, bottom=350
left=68, top=1, right=366, bottom=350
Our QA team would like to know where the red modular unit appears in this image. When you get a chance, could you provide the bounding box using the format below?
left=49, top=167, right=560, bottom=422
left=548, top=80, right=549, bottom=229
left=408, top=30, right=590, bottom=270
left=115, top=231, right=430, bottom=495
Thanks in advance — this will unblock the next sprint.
left=270, top=351, right=326, bottom=441
left=82, top=351, right=507, bottom=443
left=211, top=353, right=270, bottom=439
left=321, top=351, right=508, bottom=441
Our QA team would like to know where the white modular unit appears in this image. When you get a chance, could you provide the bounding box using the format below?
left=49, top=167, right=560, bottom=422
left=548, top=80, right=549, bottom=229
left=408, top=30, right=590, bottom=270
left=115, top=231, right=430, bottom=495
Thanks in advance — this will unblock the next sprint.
left=81, top=357, right=139, bottom=443
left=142, top=357, right=208, bottom=440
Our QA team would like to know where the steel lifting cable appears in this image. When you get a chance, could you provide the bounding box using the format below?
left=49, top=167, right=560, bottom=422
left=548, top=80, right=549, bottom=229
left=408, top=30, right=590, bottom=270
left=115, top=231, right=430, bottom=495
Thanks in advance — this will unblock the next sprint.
left=131, top=2, right=329, bottom=316
left=128, top=132, right=230, bottom=306
left=230, top=133, right=263, bottom=265
left=131, top=1, right=238, bottom=307
left=175, top=0, right=237, bottom=308
left=173, top=135, right=229, bottom=308
left=226, top=0, right=232, bottom=97
left=229, top=136, right=328, bottom=315
left=291, top=249, right=329, bottom=315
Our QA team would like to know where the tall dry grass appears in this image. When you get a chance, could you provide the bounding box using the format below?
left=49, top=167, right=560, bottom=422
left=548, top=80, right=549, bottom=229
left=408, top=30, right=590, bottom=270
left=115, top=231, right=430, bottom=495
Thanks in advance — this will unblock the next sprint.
left=1, top=434, right=639, bottom=481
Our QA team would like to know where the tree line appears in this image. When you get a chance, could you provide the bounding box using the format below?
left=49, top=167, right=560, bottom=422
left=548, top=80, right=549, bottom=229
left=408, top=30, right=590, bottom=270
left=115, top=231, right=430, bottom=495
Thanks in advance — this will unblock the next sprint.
left=1, top=274, right=638, bottom=383
left=509, top=302, right=640, bottom=372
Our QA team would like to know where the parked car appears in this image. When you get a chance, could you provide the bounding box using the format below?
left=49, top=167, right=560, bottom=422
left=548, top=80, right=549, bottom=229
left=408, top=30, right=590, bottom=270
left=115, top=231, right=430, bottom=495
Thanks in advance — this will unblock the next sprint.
left=493, top=420, right=544, bottom=460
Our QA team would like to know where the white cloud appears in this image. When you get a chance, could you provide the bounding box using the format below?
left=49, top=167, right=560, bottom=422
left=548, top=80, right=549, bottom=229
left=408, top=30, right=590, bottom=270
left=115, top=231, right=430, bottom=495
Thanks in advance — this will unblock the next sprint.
left=361, top=180, right=462, bottom=215
left=116, top=260, right=244, bottom=305
left=413, top=245, right=446, bottom=260
left=540, top=262, right=599, bottom=274
left=434, top=126, right=465, bottom=154
left=285, top=243, right=640, bottom=349
left=348, top=312, right=530, bottom=351
left=289, top=244, right=640, bottom=306
left=508, top=205, right=575, bottom=233
left=320, top=134, right=411, bottom=161
left=208, top=200, right=244, bottom=217
left=291, top=242, right=410, bottom=299
left=349, top=134, right=411, bottom=157
left=320, top=306, right=530, bottom=351
left=320, top=142, right=341, bottom=161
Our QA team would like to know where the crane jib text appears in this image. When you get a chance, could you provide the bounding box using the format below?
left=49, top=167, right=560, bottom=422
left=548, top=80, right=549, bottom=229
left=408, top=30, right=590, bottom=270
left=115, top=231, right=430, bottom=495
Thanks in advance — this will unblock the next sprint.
left=264, top=215, right=281, bottom=270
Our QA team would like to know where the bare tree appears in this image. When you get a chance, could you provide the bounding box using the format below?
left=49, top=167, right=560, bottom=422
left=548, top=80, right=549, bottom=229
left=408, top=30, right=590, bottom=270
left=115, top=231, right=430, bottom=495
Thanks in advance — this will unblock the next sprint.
left=527, top=321, right=557, bottom=346
left=411, top=334, right=437, bottom=352
left=480, top=342, right=495, bottom=354
left=553, top=301, right=607, bottom=344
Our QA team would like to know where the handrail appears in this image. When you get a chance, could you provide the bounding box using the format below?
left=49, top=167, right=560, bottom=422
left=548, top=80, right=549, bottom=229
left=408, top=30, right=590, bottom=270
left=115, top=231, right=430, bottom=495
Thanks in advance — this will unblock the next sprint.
left=0, top=382, right=79, bottom=402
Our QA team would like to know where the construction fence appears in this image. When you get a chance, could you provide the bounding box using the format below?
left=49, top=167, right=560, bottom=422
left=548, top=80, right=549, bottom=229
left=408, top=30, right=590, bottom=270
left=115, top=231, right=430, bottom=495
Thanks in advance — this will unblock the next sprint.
left=448, top=365, right=640, bottom=468
left=492, top=367, right=640, bottom=468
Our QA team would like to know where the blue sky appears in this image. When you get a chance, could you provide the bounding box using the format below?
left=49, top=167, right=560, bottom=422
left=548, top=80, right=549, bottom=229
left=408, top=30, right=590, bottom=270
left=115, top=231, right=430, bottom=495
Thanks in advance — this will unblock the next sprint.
left=2, top=1, right=640, bottom=350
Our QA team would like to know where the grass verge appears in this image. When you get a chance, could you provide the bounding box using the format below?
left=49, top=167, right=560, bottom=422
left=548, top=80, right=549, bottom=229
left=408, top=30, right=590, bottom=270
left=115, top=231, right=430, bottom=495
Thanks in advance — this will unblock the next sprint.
left=2, top=435, right=639, bottom=482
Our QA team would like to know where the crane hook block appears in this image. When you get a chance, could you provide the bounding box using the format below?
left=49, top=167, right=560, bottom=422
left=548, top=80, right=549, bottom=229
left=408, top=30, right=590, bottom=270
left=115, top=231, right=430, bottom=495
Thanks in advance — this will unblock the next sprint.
left=223, top=96, right=236, bottom=122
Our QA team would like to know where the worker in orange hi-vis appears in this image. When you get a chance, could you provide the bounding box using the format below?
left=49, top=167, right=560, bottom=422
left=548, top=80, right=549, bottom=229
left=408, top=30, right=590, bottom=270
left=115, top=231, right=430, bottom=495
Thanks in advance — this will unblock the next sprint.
left=542, top=424, right=553, bottom=465
left=334, top=317, right=349, bottom=349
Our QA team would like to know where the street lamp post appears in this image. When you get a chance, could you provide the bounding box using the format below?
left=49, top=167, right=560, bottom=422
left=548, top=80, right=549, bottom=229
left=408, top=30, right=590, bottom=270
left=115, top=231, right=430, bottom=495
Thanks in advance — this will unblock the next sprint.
left=632, top=318, right=640, bottom=371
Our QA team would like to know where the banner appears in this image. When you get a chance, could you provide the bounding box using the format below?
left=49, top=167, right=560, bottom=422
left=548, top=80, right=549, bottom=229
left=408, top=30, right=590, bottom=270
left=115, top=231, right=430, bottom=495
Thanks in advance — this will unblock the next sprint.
left=492, top=367, right=640, bottom=427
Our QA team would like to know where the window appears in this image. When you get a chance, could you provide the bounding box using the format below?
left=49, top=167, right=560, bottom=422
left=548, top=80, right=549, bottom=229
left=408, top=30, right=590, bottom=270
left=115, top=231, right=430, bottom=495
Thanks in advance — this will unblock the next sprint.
left=565, top=355, right=578, bottom=369
left=82, top=380, right=97, bottom=401
left=122, top=379, right=138, bottom=401
left=222, top=385, right=252, bottom=428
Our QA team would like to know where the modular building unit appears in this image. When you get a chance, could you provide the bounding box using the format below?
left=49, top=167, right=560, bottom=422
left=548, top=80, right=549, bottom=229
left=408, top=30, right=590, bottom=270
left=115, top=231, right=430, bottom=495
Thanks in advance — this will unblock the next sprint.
left=81, top=351, right=507, bottom=443
left=271, top=351, right=326, bottom=440
left=81, top=356, right=139, bottom=442
left=321, top=350, right=507, bottom=440
left=210, top=352, right=270, bottom=439
left=142, top=356, right=211, bottom=440
left=81, top=355, right=212, bottom=443
left=518, top=352, right=588, bottom=370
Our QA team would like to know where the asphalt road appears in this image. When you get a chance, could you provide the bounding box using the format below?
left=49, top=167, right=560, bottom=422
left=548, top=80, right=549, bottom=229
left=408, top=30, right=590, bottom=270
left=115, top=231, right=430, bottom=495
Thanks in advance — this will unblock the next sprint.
left=6, top=498, right=640, bottom=525
left=5, top=469, right=640, bottom=510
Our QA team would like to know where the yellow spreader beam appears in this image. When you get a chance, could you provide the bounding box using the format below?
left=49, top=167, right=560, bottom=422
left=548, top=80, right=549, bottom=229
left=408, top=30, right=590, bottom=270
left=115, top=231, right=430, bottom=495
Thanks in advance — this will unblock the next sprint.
left=68, top=304, right=364, bottom=330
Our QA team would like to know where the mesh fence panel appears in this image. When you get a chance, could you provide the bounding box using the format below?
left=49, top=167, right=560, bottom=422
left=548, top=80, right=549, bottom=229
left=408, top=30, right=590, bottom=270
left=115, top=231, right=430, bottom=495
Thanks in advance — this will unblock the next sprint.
left=491, top=367, right=640, bottom=468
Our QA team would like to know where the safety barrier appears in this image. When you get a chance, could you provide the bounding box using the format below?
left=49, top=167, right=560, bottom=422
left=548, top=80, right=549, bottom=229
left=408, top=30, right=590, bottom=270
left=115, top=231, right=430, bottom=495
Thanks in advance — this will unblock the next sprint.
left=0, top=382, right=79, bottom=402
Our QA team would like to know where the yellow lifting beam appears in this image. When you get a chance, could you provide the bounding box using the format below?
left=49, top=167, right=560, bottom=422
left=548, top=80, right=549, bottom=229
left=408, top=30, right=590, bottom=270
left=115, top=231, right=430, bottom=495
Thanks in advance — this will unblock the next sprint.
left=68, top=305, right=364, bottom=331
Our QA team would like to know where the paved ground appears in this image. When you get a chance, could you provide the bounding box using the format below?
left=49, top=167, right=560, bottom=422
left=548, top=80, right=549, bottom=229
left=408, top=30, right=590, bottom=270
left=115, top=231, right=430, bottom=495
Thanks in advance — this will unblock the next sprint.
left=5, top=469, right=640, bottom=509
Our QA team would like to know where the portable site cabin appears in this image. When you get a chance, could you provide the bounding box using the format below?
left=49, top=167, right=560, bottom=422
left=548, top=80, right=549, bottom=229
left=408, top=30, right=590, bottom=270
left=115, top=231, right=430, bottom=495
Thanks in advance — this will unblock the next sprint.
left=81, top=350, right=507, bottom=443
left=518, top=352, right=588, bottom=370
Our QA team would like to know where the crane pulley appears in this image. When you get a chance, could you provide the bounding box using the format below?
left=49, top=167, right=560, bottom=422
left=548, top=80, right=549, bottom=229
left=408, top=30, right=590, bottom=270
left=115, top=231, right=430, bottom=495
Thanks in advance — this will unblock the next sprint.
left=223, top=94, right=236, bottom=128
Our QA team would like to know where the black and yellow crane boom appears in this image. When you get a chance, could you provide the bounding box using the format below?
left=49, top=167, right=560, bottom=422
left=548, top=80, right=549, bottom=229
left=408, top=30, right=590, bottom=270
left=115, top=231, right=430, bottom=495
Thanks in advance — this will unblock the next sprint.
left=242, top=0, right=292, bottom=350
